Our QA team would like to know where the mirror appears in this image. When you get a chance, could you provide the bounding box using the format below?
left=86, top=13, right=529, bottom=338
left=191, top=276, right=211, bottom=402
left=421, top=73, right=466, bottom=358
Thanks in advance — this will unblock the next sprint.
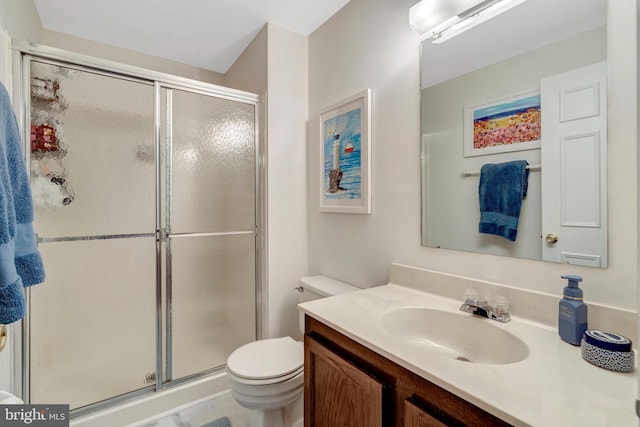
left=420, top=0, right=608, bottom=266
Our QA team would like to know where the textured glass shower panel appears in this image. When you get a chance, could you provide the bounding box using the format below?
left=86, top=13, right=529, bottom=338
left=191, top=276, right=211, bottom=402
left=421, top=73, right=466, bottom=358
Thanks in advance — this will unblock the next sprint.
left=169, top=234, right=256, bottom=380
left=29, top=238, right=156, bottom=410
left=169, top=89, right=255, bottom=233
left=29, top=61, right=155, bottom=237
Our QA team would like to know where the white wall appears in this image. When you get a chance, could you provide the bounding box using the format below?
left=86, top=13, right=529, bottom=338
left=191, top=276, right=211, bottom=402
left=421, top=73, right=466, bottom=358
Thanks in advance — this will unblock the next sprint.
left=308, top=0, right=638, bottom=310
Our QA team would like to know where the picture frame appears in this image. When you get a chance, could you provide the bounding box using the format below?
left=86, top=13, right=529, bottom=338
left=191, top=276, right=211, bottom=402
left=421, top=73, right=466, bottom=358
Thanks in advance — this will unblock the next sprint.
left=463, top=91, right=541, bottom=157
left=318, top=89, right=371, bottom=213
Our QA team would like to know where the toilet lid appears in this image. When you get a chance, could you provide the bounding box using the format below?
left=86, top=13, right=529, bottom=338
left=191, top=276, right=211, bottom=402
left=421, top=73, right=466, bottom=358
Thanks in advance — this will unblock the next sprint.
left=227, top=365, right=303, bottom=386
left=227, top=337, right=303, bottom=380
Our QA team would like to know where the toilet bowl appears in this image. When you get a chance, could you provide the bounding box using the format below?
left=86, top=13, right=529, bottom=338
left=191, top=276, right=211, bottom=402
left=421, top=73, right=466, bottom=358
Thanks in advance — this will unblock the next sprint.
left=226, top=275, right=359, bottom=427
left=226, top=336, right=304, bottom=427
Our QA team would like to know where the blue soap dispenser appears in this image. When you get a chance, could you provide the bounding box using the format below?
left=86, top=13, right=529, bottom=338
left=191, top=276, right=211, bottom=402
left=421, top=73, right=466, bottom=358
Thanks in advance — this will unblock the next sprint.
left=558, top=275, right=588, bottom=345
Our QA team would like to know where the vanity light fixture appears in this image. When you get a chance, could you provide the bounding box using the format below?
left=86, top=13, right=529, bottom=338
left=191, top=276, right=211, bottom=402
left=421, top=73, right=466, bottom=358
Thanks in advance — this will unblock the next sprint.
left=409, top=0, right=528, bottom=43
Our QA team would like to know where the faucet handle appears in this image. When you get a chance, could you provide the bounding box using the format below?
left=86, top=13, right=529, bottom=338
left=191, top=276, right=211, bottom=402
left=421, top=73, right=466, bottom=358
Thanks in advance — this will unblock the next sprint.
left=491, top=295, right=510, bottom=314
left=463, top=288, right=480, bottom=304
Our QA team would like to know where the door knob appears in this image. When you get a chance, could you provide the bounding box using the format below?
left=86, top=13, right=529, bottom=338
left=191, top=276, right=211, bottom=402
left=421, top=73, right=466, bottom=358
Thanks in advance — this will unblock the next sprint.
left=545, top=233, right=559, bottom=244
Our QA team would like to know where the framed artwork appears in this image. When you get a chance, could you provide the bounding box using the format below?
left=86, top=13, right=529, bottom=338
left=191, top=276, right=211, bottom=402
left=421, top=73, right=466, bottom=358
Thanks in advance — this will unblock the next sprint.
left=463, top=91, right=541, bottom=157
left=318, top=89, right=371, bottom=213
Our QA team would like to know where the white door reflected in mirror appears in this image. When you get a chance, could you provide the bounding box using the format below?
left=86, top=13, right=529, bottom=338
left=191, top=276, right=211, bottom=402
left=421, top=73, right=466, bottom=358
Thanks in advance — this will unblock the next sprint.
left=541, top=61, right=608, bottom=267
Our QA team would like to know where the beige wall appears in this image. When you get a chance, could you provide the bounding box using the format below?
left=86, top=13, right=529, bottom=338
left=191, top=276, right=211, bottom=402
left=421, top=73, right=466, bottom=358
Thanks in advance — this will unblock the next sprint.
left=41, top=30, right=225, bottom=85
left=265, top=24, right=309, bottom=339
left=308, top=0, right=638, bottom=310
left=225, top=25, right=268, bottom=94
left=0, top=0, right=42, bottom=42
left=308, top=0, right=424, bottom=287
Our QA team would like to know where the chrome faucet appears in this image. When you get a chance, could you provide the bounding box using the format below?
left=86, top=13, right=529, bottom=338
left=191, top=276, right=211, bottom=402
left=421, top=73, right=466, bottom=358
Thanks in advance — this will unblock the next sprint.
left=460, top=290, right=511, bottom=323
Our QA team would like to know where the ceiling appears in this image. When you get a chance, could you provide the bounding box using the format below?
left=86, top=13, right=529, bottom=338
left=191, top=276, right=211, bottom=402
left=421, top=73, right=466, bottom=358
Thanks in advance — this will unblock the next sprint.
left=33, top=0, right=351, bottom=74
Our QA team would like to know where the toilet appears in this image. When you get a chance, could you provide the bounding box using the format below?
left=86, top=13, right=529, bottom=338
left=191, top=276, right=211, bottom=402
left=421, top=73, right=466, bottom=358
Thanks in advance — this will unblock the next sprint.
left=226, top=275, right=359, bottom=427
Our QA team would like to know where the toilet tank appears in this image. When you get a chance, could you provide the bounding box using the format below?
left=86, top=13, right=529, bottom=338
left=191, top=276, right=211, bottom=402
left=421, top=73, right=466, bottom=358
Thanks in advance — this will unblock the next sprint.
left=297, top=275, right=360, bottom=333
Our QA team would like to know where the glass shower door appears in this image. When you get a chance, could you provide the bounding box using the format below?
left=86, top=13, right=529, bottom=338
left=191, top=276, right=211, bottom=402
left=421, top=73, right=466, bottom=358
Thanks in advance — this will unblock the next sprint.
left=28, top=60, right=156, bottom=410
left=23, top=53, right=261, bottom=413
left=163, top=88, right=257, bottom=381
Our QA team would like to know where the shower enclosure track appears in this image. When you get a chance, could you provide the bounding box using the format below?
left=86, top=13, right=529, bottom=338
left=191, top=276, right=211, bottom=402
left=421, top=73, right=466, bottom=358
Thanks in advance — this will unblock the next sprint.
left=36, top=230, right=255, bottom=244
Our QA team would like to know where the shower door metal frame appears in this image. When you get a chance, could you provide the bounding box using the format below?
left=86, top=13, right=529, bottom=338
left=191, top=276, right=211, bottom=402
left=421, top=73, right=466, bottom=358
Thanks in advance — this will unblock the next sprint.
left=11, top=40, right=266, bottom=418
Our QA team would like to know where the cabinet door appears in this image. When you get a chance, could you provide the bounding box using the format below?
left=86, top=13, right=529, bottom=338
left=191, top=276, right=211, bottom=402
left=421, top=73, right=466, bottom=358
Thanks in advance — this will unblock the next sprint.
left=404, top=396, right=468, bottom=427
left=305, top=335, right=384, bottom=427
left=405, top=398, right=447, bottom=427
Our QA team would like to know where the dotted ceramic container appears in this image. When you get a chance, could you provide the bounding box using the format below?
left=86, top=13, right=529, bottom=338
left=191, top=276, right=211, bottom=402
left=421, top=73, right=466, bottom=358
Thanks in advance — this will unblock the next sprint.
left=581, top=330, right=634, bottom=373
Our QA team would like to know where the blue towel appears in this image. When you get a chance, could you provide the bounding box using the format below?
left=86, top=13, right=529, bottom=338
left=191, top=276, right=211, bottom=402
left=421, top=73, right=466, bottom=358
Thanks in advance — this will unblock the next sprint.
left=0, top=81, right=45, bottom=324
left=478, top=160, right=529, bottom=242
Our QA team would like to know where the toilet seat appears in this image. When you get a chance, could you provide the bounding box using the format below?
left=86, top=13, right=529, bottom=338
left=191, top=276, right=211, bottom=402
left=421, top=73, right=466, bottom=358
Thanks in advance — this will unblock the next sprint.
left=227, top=365, right=303, bottom=386
left=227, top=337, right=303, bottom=382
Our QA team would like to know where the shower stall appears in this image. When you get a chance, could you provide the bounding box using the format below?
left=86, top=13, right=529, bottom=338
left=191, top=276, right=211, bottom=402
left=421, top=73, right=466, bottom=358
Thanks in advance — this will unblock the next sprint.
left=12, top=42, right=264, bottom=416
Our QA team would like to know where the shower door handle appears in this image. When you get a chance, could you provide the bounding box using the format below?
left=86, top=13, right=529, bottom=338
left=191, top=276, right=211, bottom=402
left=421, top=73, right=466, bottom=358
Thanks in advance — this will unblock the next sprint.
left=158, top=228, right=169, bottom=242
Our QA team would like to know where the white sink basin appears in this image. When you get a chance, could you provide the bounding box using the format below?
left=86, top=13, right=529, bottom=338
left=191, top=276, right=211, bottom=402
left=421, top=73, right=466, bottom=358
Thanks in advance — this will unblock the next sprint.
left=380, top=307, right=529, bottom=365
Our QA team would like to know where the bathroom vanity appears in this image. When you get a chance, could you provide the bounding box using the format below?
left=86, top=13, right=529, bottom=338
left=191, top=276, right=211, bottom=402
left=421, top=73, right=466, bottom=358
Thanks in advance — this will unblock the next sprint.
left=304, top=316, right=509, bottom=426
left=298, top=266, right=637, bottom=426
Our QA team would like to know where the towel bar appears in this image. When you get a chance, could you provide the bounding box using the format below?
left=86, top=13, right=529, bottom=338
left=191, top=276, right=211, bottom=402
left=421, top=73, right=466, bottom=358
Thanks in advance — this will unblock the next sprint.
left=462, top=164, right=541, bottom=177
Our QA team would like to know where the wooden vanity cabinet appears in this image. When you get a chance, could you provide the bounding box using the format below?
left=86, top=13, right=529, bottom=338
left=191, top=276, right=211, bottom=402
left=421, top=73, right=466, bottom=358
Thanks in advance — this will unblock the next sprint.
left=304, top=316, right=512, bottom=427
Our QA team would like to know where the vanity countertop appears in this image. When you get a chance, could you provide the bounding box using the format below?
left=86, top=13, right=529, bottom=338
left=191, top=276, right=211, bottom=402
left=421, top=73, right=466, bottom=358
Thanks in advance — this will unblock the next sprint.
left=298, top=284, right=637, bottom=427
